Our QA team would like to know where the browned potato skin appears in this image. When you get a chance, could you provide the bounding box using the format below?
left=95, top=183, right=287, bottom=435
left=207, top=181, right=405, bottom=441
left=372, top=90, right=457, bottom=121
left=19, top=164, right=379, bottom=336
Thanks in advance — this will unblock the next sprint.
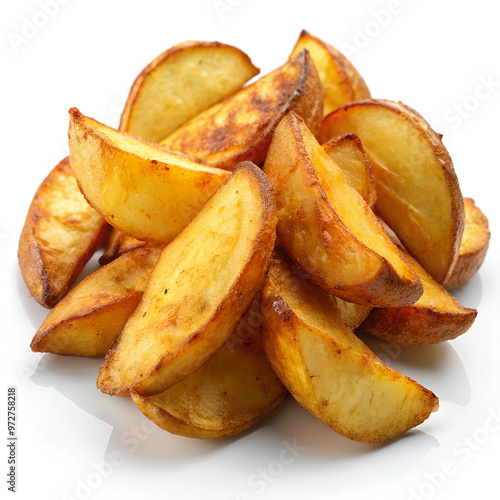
left=159, top=50, right=323, bottom=171
left=120, top=41, right=259, bottom=142
left=18, top=157, right=108, bottom=308
left=322, top=133, right=377, bottom=208
left=362, top=249, right=477, bottom=345
left=30, top=246, right=162, bottom=357
left=261, top=251, right=438, bottom=443
left=99, top=228, right=146, bottom=265
left=97, top=162, right=278, bottom=397
left=444, top=198, right=490, bottom=289
left=290, top=30, right=370, bottom=116
left=320, top=100, right=464, bottom=285
left=131, top=300, right=287, bottom=439
left=263, top=112, right=422, bottom=308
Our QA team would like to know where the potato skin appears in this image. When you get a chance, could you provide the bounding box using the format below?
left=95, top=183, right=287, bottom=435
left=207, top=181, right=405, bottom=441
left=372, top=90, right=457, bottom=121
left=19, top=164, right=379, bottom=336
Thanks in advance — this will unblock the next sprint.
left=160, top=50, right=323, bottom=171
left=362, top=305, right=476, bottom=345
left=97, top=162, right=278, bottom=397
left=443, top=197, right=490, bottom=289
left=30, top=246, right=162, bottom=357
left=362, top=248, right=477, bottom=344
left=18, top=157, right=108, bottom=308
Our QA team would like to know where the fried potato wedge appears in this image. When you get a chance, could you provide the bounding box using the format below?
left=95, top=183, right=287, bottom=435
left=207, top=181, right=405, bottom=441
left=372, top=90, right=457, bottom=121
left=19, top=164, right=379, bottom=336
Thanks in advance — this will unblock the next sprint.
left=99, top=228, right=146, bottom=265
left=263, top=112, right=422, bottom=307
left=322, top=132, right=377, bottom=208
left=120, top=41, right=259, bottom=142
left=261, top=251, right=439, bottom=443
left=97, top=162, right=277, bottom=397
left=131, top=300, right=287, bottom=439
left=30, top=246, right=162, bottom=357
left=159, top=50, right=323, bottom=171
left=273, top=250, right=371, bottom=329
left=68, top=108, right=229, bottom=243
left=362, top=249, right=477, bottom=345
left=290, top=30, right=370, bottom=116
left=444, top=198, right=490, bottom=289
left=18, top=157, right=108, bottom=308
left=320, top=100, right=464, bottom=284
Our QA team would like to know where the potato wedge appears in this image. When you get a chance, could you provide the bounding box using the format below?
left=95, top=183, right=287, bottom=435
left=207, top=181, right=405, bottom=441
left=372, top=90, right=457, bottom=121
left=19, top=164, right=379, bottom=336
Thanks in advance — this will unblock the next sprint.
left=261, top=251, right=439, bottom=443
left=362, top=249, right=477, bottom=344
left=30, top=246, right=162, bottom=357
left=18, top=157, right=108, bottom=308
left=322, top=132, right=377, bottom=208
left=320, top=99, right=464, bottom=284
left=159, top=49, right=323, bottom=171
left=99, top=228, right=146, bottom=265
left=131, top=300, right=287, bottom=439
left=290, top=30, right=370, bottom=116
left=444, top=198, right=490, bottom=289
left=68, top=108, right=229, bottom=243
left=263, top=112, right=422, bottom=307
left=120, top=41, right=259, bottom=142
left=97, top=162, right=277, bottom=397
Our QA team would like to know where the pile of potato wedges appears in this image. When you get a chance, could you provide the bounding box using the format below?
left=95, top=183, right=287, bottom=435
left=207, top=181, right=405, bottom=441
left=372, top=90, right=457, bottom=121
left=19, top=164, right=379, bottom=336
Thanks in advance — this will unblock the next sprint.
left=20, top=31, right=490, bottom=444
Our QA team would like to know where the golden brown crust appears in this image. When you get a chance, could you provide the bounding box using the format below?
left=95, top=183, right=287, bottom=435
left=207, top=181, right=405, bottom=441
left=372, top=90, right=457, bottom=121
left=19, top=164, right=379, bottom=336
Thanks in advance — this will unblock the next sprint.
left=261, top=250, right=438, bottom=443
left=30, top=246, right=162, bottom=357
left=443, top=197, right=490, bottom=289
left=97, top=162, right=278, bottom=397
left=361, top=249, right=477, bottom=345
left=264, top=112, right=422, bottom=308
left=18, top=157, right=108, bottom=308
left=159, top=50, right=323, bottom=171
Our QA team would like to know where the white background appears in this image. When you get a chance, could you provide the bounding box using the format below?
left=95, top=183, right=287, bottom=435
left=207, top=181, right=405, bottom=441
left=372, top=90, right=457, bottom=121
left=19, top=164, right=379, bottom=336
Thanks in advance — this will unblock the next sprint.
left=2, top=1, right=499, bottom=499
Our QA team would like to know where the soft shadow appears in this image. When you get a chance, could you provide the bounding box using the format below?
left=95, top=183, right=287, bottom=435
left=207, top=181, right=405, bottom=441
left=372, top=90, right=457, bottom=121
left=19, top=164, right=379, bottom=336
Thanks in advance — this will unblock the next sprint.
left=450, top=273, right=483, bottom=310
left=16, top=268, right=48, bottom=329
left=263, top=396, right=438, bottom=461
left=31, top=354, right=234, bottom=462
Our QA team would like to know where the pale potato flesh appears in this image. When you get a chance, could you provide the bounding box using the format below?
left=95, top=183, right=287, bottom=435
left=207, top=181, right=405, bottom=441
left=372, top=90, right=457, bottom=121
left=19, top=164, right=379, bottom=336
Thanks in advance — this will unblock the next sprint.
left=31, top=247, right=162, bottom=357
left=159, top=50, right=323, bottom=171
left=262, top=251, right=439, bottom=443
left=320, top=99, right=464, bottom=284
left=263, top=112, right=422, bottom=307
left=362, top=249, right=477, bottom=344
left=120, top=41, right=259, bottom=142
left=444, top=197, right=490, bottom=289
left=322, top=132, right=377, bottom=208
left=18, top=157, right=108, bottom=308
left=290, top=30, right=370, bottom=116
left=97, top=162, right=277, bottom=397
left=131, top=300, right=287, bottom=439
left=68, top=108, right=229, bottom=243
